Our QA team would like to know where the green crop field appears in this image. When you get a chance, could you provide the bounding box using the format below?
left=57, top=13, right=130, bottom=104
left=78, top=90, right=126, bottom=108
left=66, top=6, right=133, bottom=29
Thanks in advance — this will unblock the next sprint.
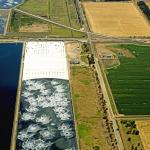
left=18, top=0, right=48, bottom=17
left=106, top=44, right=150, bottom=115
left=10, top=0, right=84, bottom=38
left=9, top=12, right=85, bottom=38
left=19, top=0, right=80, bottom=29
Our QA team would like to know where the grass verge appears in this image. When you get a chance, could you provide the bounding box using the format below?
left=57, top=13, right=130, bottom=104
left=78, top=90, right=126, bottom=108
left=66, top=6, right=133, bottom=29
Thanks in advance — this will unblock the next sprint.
left=70, top=66, right=109, bottom=150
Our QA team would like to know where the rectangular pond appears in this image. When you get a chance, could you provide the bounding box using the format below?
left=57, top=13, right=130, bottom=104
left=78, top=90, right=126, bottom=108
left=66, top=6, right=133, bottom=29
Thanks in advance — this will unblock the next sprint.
left=16, top=42, right=77, bottom=150
left=0, top=43, right=23, bottom=150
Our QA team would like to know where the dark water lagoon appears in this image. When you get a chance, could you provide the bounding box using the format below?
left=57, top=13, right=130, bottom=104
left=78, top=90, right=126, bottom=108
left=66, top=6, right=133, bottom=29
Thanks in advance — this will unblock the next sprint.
left=0, top=43, right=23, bottom=150
left=0, top=0, right=23, bottom=9
left=17, top=79, right=77, bottom=150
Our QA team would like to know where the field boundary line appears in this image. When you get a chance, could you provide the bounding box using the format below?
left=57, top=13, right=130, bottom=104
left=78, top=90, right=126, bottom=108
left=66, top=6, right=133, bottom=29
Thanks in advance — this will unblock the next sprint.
left=69, top=85, right=81, bottom=150
left=69, top=66, right=81, bottom=150
left=66, top=45, right=80, bottom=150
left=94, top=57, right=124, bottom=150
left=98, top=59, right=119, bottom=115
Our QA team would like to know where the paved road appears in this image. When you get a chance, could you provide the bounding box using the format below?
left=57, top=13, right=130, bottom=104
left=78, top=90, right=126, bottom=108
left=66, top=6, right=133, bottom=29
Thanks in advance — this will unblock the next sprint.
left=89, top=32, right=147, bottom=43
left=12, top=8, right=150, bottom=44
left=95, top=56, right=124, bottom=150
left=89, top=35, right=124, bottom=150
left=73, top=0, right=125, bottom=149
left=0, top=37, right=88, bottom=43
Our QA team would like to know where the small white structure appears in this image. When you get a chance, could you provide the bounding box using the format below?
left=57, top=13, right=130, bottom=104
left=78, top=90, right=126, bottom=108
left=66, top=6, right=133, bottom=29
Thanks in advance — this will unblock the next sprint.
left=23, top=41, right=69, bottom=80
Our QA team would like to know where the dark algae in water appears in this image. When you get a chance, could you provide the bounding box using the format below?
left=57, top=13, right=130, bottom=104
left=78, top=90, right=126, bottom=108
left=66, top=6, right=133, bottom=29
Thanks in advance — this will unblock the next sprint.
left=0, top=43, right=23, bottom=150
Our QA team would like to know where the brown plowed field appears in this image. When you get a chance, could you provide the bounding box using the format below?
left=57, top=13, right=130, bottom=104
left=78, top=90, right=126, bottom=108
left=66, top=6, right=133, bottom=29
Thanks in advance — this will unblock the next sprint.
left=83, top=2, right=150, bottom=37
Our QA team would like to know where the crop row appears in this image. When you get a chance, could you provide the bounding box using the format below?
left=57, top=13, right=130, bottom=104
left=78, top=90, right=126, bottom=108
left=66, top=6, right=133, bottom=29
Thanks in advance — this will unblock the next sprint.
left=106, top=44, right=150, bottom=115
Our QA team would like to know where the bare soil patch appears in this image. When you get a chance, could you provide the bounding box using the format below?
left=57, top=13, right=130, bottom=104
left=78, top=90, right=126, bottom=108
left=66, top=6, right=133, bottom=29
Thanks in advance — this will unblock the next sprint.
left=19, top=23, right=49, bottom=32
left=65, top=42, right=81, bottom=62
left=95, top=43, right=120, bottom=69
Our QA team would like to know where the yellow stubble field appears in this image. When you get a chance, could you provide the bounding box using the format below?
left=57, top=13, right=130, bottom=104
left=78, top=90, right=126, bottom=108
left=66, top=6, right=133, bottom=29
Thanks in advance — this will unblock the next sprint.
left=83, top=2, right=150, bottom=37
left=136, top=120, right=150, bottom=150
left=146, top=2, right=150, bottom=8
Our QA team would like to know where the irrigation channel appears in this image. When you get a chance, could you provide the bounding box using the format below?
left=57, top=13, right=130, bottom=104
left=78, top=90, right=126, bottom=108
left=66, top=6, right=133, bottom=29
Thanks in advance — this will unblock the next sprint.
left=15, top=42, right=77, bottom=150
left=0, top=43, right=23, bottom=150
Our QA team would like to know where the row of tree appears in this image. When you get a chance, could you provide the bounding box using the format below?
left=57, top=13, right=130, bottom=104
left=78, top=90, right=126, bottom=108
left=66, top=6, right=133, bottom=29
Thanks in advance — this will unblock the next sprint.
left=121, top=120, right=139, bottom=135
left=92, top=65, right=118, bottom=150
left=137, top=1, right=150, bottom=20
left=121, top=120, right=142, bottom=150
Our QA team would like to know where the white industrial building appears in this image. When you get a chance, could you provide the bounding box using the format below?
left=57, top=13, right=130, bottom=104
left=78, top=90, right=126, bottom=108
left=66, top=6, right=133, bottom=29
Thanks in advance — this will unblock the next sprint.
left=23, top=41, right=69, bottom=80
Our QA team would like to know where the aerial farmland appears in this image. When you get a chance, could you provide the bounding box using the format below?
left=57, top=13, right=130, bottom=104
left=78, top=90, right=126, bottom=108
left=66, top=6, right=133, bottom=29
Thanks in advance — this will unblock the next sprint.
left=8, top=0, right=83, bottom=38
left=106, top=44, right=150, bottom=115
left=1, top=0, right=150, bottom=150
left=83, top=2, right=150, bottom=37
left=18, top=0, right=80, bottom=29
left=137, top=120, right=150, bottom=150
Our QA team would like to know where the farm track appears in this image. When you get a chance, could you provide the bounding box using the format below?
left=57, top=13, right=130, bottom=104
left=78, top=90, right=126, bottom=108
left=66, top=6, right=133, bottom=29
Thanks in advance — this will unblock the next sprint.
left=116, top=115, right=150, bottom=120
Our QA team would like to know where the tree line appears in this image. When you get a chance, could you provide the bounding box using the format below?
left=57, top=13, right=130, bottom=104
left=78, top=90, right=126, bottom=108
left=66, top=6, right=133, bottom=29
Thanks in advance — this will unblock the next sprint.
left=137, top=1, right=150, bottom=20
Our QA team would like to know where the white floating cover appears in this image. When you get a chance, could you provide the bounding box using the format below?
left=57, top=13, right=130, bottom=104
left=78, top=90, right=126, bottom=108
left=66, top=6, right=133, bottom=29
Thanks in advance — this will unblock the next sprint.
left=23, top=42, right=69, bottom=80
